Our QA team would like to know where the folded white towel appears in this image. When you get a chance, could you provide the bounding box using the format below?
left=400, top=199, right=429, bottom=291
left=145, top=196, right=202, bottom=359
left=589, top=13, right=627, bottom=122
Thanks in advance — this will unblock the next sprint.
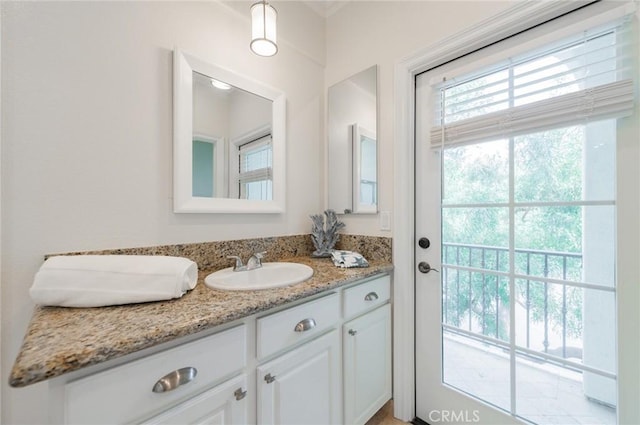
left=30, top=255, right=198, bottom=308
left=330, top=250, right=369, bottom=268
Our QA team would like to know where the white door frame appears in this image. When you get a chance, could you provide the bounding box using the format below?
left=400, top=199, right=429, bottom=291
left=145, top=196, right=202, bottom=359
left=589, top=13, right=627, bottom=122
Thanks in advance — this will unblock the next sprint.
left=391, top=1, right=609, bottom=421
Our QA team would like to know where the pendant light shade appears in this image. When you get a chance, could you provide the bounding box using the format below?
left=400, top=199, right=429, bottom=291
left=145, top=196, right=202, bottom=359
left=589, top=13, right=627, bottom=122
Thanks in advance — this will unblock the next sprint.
left=250, top=1, right=277, bottom=57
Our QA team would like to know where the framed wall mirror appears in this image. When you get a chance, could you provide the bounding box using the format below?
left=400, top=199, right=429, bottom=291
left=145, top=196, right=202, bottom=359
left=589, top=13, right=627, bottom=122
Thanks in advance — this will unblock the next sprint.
left=327, top=65, right=378, bottom=214
left=173, top=49, right=286, bottom=213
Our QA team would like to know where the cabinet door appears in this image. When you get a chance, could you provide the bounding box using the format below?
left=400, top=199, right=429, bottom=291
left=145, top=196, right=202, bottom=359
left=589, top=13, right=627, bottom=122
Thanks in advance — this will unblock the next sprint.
left=343, top=303, right=392, bottom=425
left=141, top=374, right=248, bottom=425
left=257, top=330, right=341, bottom=425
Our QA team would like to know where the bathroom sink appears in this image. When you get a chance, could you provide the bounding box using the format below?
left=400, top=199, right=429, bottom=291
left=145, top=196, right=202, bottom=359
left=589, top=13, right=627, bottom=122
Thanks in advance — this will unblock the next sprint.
left=204, top=262, right=314, bottom=291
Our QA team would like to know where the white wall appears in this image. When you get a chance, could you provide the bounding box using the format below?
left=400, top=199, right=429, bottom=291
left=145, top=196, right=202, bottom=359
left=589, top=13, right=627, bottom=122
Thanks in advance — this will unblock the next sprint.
left=193, top=79, right=229, bottom=139
left=0, top=1, right=545, bottom=422
left=228, top=90, right=271, bottom=140
left=325, top=1, right=512, bottom=236
left=0, top=1, right=324, bottom=423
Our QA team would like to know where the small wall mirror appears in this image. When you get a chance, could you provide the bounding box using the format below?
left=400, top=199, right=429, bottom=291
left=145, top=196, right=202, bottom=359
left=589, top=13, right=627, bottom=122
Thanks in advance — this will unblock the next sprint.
left=327, top=65, right=378, bottom=214
left=173, top=49, right=286, bottom=213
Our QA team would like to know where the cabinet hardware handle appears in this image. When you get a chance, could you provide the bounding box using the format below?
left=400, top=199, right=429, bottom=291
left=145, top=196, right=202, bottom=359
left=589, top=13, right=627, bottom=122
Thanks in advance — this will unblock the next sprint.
left=364, top=292, right=379, bottom=301
left=152, top=367, right=197, bottom=393
left=294, top=318, right=316, bottom=332
left=264, top=373, right=276, bottom=384
left=348, top=329, right=358, bottom=336
left=234, top=388, right=247, bottom=401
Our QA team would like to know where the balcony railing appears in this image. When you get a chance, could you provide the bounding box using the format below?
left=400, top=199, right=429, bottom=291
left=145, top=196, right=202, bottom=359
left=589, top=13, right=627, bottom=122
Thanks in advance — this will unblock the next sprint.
left=442, top=242, right=583, bottom=362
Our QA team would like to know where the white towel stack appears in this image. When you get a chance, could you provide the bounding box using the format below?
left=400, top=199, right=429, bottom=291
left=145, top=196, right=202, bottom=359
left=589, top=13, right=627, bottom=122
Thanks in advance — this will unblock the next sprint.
left=30, top=255, right=198, bottom=308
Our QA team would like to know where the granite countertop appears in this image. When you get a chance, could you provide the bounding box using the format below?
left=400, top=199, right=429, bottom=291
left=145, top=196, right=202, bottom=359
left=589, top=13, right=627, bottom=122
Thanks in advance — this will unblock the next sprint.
left=9, top=256, right=393, bottom=388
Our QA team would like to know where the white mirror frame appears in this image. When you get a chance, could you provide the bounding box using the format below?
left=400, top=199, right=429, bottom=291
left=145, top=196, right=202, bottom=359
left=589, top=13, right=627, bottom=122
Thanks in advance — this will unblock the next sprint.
left=173, top=48, right=286, bottom=213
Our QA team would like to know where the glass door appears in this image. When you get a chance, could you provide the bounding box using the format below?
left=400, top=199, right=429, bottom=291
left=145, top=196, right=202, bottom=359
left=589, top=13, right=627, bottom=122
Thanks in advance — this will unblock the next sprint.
left=415, top=13, right=637, bottom=424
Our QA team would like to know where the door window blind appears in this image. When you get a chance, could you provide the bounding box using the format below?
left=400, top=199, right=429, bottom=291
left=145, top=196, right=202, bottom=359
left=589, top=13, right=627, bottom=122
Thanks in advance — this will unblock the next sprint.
left=430, top=16, right=635, bottom=148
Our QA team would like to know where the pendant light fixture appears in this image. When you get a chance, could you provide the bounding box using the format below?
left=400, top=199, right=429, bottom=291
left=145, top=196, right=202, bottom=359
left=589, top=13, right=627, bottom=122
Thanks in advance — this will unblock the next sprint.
left=250, top=0, right=278, bottom=57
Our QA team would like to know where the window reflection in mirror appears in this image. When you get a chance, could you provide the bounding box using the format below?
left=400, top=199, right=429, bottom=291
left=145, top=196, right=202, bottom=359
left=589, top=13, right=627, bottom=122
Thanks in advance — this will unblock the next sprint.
left=191, top=70, right=272, bottom=201
left=354, top=126, right=377, bottom=211
left=328, top=65, right=378, bottom=214
left=237, top=133, right=273, bottom=200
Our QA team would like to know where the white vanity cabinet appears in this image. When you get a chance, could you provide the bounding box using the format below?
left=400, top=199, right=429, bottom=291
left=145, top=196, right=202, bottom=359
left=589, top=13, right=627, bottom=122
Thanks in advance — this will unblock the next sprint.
left=343, top=275, right=392, bottom=425
left=52, top=273, right=391, bottom=425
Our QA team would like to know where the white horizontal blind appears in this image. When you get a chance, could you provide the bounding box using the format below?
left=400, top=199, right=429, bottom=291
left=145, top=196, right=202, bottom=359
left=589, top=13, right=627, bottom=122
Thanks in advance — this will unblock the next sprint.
left=238, top=134, right=273, bottom=184
left=430, top=16, right=635, bottom=148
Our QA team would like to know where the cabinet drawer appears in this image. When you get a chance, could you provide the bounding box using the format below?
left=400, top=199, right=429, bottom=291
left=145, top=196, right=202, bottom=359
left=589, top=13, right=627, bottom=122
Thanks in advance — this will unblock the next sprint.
left=65, top=324, right=247, bottom=425
left=343, top=274, right=390, bottom=320
left=141, top=374, right=248, bottom=425
left=257, top=293, right=339, bottom=359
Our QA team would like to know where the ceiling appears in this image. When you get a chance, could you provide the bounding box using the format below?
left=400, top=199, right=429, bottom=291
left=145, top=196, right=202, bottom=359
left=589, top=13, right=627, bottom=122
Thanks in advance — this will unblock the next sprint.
left=302, top=0, right=349, bottom=17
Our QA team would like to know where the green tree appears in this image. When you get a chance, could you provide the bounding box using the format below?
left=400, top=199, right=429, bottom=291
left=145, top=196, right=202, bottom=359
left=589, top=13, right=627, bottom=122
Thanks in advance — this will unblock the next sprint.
left=441, top=125, right=585, bottom=347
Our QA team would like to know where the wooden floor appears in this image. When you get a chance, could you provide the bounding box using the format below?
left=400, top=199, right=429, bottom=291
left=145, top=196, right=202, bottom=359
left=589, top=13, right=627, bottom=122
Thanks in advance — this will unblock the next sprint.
left=365, top=401, right=408, bottom=425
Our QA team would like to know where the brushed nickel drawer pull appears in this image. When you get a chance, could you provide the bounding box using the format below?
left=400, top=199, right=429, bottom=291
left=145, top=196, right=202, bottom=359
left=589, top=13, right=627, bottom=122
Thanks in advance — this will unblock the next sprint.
left=364, top=292, right=379, bottom=301
left=264, top=373, right=276, bottom=384
left=294, top=318, right=316, bottom=332
left=152, top=367, right=197, bottom=393
left=234, top=388, right=247, bottom=401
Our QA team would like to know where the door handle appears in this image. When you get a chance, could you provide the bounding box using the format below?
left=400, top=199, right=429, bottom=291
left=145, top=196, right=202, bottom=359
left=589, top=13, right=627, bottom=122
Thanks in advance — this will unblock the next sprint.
left=418, top=262, right=439, bottom=274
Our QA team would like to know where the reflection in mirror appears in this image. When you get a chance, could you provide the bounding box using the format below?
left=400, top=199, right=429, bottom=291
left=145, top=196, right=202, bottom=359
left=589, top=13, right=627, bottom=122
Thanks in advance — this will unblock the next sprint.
left=173, top=49, right=286, bottom=213
left=192, top=134, right=226, bottom=198
left=353, top=125, right=377, bottom=213
left=191, top=71, right=272, bottom=201
left=328, top=65, right=378, bottom=214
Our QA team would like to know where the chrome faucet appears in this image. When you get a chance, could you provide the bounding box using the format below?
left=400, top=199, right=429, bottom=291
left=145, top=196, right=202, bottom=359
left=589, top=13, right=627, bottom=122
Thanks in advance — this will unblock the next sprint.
left=246, top=251, right=266, bottom=270
left=226, top=256, right=246, bottom=271
left=227, top=251, right=266, bottom=272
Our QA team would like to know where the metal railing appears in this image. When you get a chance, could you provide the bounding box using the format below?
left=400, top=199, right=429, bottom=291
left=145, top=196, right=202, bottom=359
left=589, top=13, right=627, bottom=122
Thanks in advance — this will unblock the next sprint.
left=442, top=242, right=583, bottom=361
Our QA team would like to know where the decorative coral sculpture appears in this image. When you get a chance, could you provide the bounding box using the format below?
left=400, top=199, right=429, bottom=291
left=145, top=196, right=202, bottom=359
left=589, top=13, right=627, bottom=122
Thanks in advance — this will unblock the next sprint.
left=310, top=209, right=346, bottom=258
